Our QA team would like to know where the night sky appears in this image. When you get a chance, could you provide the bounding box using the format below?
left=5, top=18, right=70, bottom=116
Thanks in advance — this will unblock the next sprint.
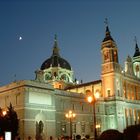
left=0, top=0, right=140, bottom=86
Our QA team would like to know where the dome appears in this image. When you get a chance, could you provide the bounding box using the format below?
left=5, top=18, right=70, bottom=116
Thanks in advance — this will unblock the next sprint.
left=41, top=36, right=71, bottom=70
left=41, top=55, right=71, bottom=70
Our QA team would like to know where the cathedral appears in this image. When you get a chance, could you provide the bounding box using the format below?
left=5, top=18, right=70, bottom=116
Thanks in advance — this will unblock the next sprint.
left=0, top=24, right=140, bottom=140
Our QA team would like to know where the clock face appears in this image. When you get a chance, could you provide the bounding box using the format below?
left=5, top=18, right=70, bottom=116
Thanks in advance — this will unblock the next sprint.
left=104, top=51, right=109, bottom=62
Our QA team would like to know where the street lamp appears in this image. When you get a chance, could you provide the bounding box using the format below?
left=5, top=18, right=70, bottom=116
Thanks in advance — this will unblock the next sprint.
left=65, top=110, right=76, bottom=139
left=96, top=124, right=101, bottom=136
left=2, top=110, right=7, bottom=116
left=87, top=92, right=100, bottom=140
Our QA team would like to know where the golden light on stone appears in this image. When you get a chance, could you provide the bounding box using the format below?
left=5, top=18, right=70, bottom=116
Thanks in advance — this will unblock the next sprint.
left=94, top=91, right=100, bottom=99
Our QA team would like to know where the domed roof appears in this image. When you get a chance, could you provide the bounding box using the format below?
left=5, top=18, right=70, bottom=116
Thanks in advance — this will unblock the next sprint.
left=41, top=36, right=71, bottom=70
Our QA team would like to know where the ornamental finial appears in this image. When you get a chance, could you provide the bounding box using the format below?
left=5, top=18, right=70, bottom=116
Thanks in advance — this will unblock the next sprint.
left=104, top=18, right=109, bottom=27
left=54, top=34, right=57, bottom=41
left=134, top=36, right=137, bottom=44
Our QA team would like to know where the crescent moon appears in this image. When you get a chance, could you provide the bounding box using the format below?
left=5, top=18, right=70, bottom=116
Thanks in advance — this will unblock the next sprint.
left=19, top=37, right=22, bottom=40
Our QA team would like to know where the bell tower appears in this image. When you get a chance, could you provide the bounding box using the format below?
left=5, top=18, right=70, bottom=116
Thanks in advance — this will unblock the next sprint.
left=101, top=20, right=122, bottom=98
left=100, top=20, right=124, bottom=131
left=101, top=21, right=119, bottom=74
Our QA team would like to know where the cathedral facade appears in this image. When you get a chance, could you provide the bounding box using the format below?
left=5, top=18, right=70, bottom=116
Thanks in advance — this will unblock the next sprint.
left=0, top=25, right=140, bottom=140
left=67, top=25, right=140, bottom=133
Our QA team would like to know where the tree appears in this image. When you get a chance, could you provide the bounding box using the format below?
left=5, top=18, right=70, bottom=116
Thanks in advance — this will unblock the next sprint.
left=0, top=107, right=4, bottom=136
left=4, top=103, right=19, bottom=140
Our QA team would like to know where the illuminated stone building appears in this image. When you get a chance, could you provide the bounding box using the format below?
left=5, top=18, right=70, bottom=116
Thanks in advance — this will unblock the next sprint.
left=0, top=36, right=94, bottom=139
left=0, top=25, right=140, bottom=139
left=67, top=25, right=140, bottom=133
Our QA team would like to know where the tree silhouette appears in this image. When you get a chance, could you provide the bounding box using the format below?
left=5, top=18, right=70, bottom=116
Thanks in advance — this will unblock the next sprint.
left=0, top=107, right=4, bottom=136
left=0, top=103, right=19, bottom=139
left=5, top=103, right=19, bottom=139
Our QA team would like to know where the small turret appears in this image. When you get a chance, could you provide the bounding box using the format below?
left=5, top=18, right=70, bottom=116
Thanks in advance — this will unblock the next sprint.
left=124, top=55, right=134, bottom=76
left=132, top=37, right=140, bottom=79
left=133, top=38, right=140, bottom=57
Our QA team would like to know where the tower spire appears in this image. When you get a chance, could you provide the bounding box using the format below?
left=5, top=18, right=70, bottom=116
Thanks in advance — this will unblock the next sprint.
left=102, top=18, right=114, bottom=42
left=104, top=18, right=109, bottom=28
left=133, top=36, right=140, bottom=57
left=53, top=34, right=59, bottom=56
left=134, top=36, right=138, bottom=48
left=54, top=34, right=57, bottom=42
left=104, top=18, right=110, bottom=33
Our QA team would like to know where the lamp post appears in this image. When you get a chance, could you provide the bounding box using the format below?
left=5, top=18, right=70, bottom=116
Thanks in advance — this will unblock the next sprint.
left=87, top=92, right=99, bottom=140
left=65, top=110, right=76, bottom=139
left=2, top=110, right=7, bottom=116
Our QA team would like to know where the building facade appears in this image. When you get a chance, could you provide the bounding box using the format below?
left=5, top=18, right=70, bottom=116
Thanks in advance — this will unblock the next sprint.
left=0, top=80, right=95, bottom=140
left=0, top=25, right=140, bottom=139
left=0, top=36, right=95, bottom=140
left=67, top=25, right=140, bottom=133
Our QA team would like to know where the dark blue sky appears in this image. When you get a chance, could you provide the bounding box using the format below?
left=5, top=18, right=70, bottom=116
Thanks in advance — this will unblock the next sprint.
left=0, top=0, right=140, bottom=85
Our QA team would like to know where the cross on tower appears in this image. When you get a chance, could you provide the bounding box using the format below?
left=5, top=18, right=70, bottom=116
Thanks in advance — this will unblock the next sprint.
left=134, top=36, right=137, bottom=44
left=104, top=18, right=109, bottom=27
left=54, top=34, right=57, bottom=41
